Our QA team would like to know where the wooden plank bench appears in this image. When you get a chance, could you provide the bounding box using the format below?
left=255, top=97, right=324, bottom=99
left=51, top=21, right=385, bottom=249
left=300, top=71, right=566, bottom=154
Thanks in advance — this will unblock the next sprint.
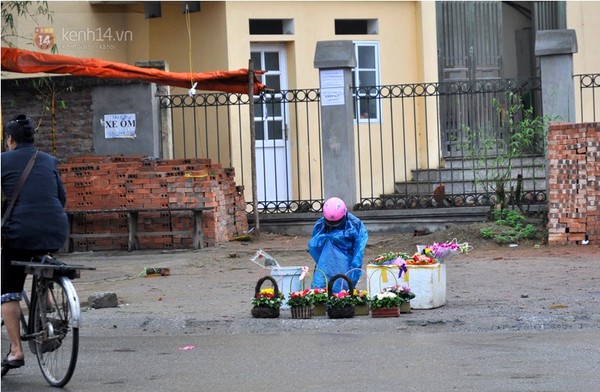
left=66, top=207, right=213, bottom=252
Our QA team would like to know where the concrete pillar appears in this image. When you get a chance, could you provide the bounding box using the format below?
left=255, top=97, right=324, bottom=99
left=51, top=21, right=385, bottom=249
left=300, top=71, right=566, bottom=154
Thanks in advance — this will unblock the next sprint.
left=534, top=29, right=578, bottom=123
left=313, top=40, right=357, bottom=207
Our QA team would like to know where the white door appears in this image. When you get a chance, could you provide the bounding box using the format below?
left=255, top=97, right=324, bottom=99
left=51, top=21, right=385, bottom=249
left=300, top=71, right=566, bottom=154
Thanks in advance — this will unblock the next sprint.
left=251, top=44, right=291, bottom=204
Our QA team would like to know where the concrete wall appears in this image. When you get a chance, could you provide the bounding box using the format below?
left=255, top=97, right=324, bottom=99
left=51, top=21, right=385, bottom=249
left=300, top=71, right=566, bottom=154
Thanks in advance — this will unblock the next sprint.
left=91, top=83, right=161, bottom=157
left=1, top=77, right=160, bottom=159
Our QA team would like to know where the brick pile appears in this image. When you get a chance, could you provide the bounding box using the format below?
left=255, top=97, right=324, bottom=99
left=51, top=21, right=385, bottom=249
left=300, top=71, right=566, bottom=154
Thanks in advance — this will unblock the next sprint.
left=547, top=122, right=600, bottom=245
left=59, top=155, right=248, bottom=251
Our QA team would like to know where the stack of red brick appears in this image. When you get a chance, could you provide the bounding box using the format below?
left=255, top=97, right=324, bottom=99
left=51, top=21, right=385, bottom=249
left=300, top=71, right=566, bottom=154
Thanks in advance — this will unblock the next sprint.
left=59, top=155, right=248, bottom=251
left=547, top=122, right=600, bottom=245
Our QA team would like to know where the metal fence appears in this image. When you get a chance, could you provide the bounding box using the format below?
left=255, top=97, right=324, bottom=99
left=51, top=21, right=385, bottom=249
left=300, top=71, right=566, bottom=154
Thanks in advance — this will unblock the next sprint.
left=576, top=73, right=599, bottom=122
left=159, top=73, right=599, bottom=214
left=353, top=78, right=544, bottom=211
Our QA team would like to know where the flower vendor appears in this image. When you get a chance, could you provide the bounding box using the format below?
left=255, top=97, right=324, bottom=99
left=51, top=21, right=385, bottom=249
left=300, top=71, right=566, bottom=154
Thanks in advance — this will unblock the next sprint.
left=308, top=197, right=368, bottom=293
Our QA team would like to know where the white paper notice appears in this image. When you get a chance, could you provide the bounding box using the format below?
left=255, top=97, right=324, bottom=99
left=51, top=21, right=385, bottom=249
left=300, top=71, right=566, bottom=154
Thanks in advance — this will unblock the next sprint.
left=103, top=113, right=137, bottom=139
left=320, top=69, right=345, bottom=106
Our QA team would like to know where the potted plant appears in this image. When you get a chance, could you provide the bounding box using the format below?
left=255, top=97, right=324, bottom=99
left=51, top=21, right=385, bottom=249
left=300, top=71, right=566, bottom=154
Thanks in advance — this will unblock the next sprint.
left=370, top=291, right=403, bottom=318
left=326, top=274, right=356, bottom=319
left=287, top=288, right=314, bottom=319
left=311, top=287, right=328, bottom=316
left=353, top=289, right=370, bottom=315
left=367, top=251, right=410, bottom=299
left=251, top=276, right=284, bottom=318
left=383, top=285, right=415, bottom=313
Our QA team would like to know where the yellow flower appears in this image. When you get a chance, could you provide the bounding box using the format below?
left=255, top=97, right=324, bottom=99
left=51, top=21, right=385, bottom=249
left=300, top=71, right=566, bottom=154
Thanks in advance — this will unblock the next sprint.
left=260, top=288, right=274, bottom=295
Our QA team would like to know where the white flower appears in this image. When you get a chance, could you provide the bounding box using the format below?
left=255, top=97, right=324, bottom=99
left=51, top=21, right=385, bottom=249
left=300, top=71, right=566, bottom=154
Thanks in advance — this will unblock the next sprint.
left=377, top=292, right=396, bottom=300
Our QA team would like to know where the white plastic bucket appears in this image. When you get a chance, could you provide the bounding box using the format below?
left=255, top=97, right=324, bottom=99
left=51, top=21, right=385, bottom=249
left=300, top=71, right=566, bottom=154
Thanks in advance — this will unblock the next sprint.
left=367, top=263, right=446, bottom=309
left=270, top=266, right=305, bottom=309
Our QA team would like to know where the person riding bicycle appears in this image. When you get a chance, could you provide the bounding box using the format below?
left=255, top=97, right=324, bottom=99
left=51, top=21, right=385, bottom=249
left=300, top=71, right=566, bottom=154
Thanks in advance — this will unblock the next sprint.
left=308, top=197, right=368, bottom=293
left=1, top=114, right=68, bottom=370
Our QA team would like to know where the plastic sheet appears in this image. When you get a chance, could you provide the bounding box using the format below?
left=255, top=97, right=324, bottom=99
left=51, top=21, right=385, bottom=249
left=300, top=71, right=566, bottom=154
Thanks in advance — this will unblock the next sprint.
left=308, top=213, right=368, bottom=293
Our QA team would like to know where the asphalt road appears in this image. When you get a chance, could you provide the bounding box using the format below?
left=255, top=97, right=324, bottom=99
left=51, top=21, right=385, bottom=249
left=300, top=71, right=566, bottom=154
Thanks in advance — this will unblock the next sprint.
left=2, top=238, right=599, bottom=391
left=2, top=329, right=600, bottom=392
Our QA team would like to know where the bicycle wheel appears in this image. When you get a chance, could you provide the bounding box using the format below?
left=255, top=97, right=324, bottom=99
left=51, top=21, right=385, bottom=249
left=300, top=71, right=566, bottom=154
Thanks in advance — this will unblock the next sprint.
left=30, top=278, right=79, bottom=387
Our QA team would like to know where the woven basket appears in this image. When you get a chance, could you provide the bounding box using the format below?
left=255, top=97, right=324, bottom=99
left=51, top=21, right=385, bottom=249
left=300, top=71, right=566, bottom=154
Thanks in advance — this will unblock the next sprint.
left=371, top=307, right=400, bottom=318
left=251, top=276, right=281, bottom=319
left=290, top=306, right=313, bottom=319
left=326, top=274, right=356, bottom=319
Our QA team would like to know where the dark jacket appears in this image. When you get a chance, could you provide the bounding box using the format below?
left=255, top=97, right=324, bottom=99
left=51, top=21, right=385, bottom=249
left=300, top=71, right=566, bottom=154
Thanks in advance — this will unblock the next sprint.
left=1, top=144, right=68, bottom=250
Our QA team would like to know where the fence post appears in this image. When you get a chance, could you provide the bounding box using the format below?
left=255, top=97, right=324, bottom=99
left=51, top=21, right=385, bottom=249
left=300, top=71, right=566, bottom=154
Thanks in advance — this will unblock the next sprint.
left=313, top=40, right=357, bottom=207
left=534, top=29, right=578, bottom=123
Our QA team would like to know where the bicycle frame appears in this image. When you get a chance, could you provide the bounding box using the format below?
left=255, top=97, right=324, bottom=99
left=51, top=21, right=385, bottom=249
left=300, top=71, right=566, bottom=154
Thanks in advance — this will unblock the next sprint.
left=21, top=274, right=82, bottom=337
left=3, top=256, right=94, bottom=387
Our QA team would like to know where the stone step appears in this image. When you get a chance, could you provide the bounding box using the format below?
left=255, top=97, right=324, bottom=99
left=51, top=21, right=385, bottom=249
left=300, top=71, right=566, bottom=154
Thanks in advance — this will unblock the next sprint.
left=410, top=165, right=546, bottom=183
left=442, top=156, right=546, bottom=170
left=393, top=178, right=547, bottom=195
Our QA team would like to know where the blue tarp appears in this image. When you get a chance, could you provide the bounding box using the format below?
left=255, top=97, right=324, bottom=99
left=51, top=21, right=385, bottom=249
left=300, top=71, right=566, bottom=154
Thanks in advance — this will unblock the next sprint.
left=308, top=212, right=368, bottom=293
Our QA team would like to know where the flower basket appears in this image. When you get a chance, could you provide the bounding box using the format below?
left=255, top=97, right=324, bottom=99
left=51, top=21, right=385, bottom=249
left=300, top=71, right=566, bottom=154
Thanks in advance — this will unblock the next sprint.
left=251, top=306, right=280, bottom=318
left=313, top=303, right=326, bottom=316
left=287, top=288, right=314, bottom=319
left=310, top=287, right=327, bottom=316
left=400, top=301, right=411, bottom=313
left=370, top=290, right=403, bottom=318
left=326, top=274, right=355, bottom=319
left=327, top=304, right=355, bottom=319
left=353, top=289, right=370, bottom=315
left=251, top=276, right=282, bottom=319
left=371, top=307, right=400, bottom=318
left=355, top=304, right=370, bottom=316
left=290, top=306, right=313, bottom=319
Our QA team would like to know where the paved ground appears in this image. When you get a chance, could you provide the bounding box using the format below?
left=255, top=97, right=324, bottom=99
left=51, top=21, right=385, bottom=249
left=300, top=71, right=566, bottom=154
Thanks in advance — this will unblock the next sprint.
left=58, top=232, right=600, bottom=335
left=3, top=232, right=600, bottom=391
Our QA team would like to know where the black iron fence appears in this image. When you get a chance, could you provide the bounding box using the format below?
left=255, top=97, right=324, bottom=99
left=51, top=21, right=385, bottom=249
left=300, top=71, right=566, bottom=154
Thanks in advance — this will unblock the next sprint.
left=158, top=73, right=599, bottom=214
left=576, top=73, right=599, bottom=122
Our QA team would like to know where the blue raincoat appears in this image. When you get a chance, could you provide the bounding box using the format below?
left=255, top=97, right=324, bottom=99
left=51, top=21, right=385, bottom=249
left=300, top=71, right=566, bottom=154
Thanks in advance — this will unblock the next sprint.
left=308, top=212, right=368, bottom=293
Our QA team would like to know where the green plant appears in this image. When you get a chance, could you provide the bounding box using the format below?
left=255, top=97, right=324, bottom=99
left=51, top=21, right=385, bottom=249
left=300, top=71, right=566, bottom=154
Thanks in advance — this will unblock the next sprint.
left=383, top=285, right=415, bottom=302
left=460, top=92, right=553, bottom=211
left=353, top=289, right=370, bottom=306
left=492, top=208, right=525, bottom=226
left=326, top=290, right=355, bottom=309
left=286, top=289, right=313, bottom=307
left=311, top=288, right=328, bottom=305
left=481, top=209, right=538, bottom=244
left=251, top=287, right=284, bottom=309
left=370, top=291, right=403, bottom=309
left=31, top=77, right=73, bottom=155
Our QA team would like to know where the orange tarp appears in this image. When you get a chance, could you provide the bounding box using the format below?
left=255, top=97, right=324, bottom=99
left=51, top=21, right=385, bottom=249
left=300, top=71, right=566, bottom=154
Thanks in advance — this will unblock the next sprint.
left=1, top=47, right=265, bottom=94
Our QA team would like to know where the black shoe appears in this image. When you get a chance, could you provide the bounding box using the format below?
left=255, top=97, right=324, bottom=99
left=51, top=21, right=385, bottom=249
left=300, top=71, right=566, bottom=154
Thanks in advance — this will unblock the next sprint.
left=2, top=357, right=24, bottom=369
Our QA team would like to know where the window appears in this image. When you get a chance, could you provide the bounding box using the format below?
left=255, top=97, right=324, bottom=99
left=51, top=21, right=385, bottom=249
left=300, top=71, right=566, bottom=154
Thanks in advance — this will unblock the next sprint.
left=335, top=19, right=379, bottom=35
left=352, top=42, right=380, bottom=121
left=249, top=19, right=294, bottom=35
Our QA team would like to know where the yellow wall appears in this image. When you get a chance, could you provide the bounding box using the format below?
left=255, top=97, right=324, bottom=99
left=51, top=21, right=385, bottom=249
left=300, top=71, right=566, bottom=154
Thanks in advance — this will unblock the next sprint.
left=220, top=1, right=435, bottom=201
left=568, top=1, right=600, bottom=75
left=223, top=1, right=425, bottom=88
left=3, top=1, right=598, bottom=202
left=567, top=1, right=600, bottom=123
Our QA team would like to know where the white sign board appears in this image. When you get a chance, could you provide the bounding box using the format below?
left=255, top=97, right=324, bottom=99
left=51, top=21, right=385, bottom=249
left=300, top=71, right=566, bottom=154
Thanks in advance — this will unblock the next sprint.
left=320, top=69, right=345, bottom=106
left=103, top=113, right=136, bottom=139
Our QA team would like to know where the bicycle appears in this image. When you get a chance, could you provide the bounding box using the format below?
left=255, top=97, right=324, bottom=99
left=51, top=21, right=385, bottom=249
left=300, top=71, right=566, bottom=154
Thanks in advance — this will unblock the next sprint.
left=1, top=254, right=95, bottom=387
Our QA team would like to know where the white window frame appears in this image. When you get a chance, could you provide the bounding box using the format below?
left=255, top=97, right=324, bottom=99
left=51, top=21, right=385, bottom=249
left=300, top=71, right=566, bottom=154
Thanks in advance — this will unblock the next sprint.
left=353, top=41, right=381, bottom=122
